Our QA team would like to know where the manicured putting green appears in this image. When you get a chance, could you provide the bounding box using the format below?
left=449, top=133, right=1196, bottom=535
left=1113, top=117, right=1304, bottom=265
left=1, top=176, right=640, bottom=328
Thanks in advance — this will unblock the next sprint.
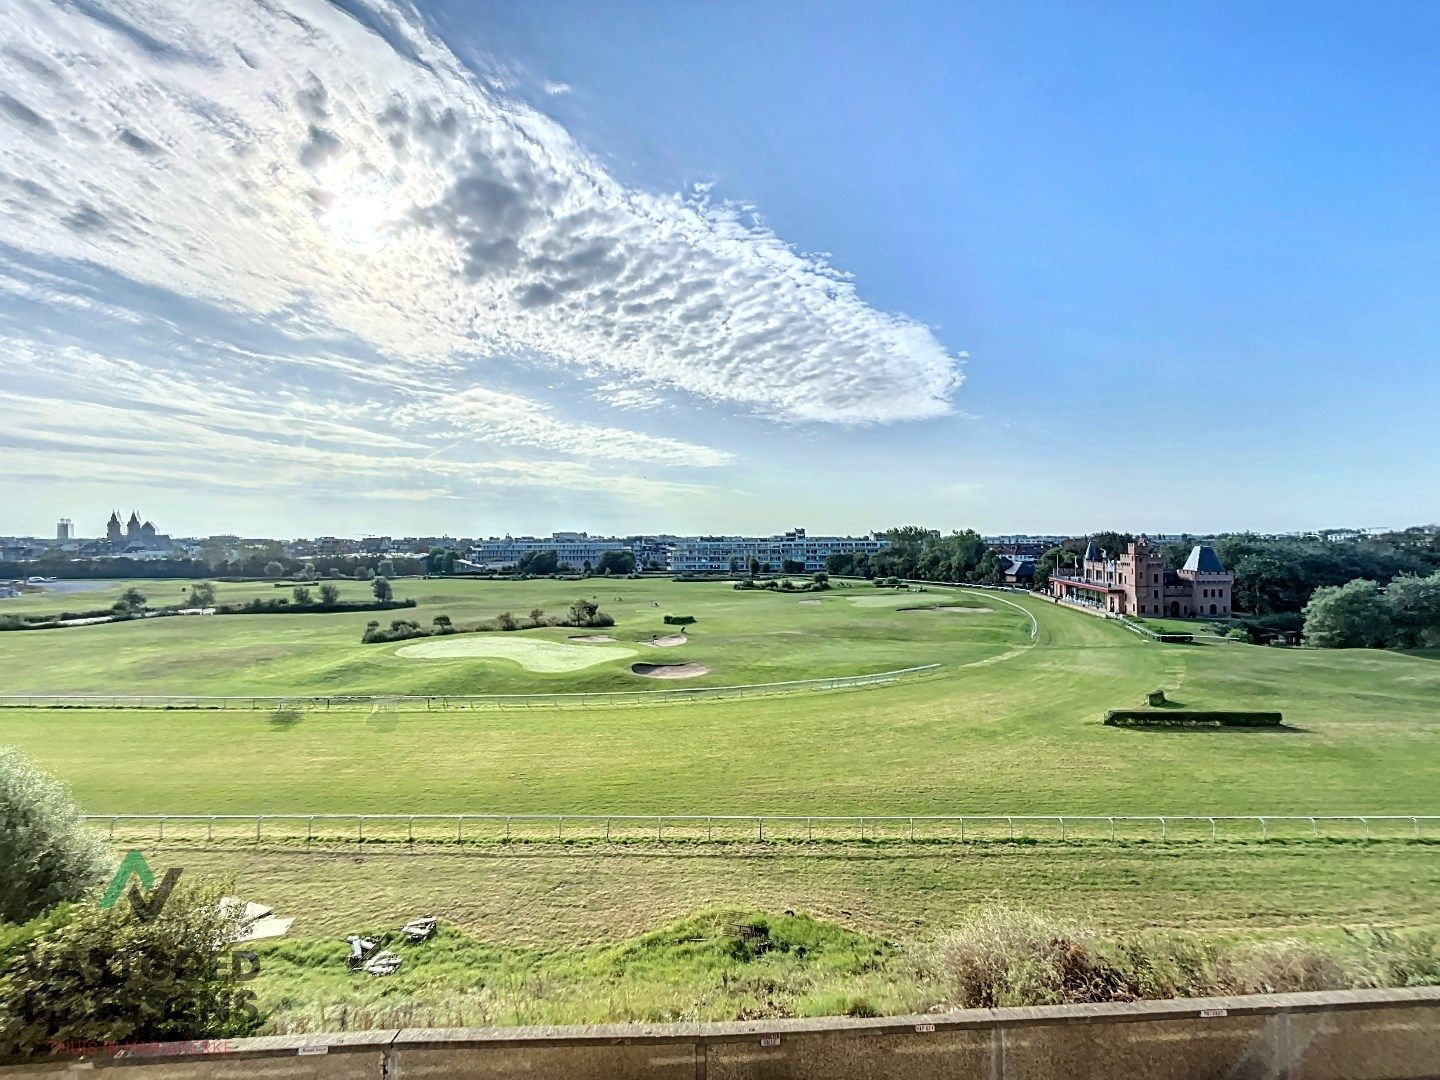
left=395, top=636, right=636, bottom=671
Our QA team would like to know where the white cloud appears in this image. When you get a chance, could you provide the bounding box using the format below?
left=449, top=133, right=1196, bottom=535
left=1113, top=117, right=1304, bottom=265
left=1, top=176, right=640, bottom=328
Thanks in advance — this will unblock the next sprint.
left=0, top=0, right=963, bottom=431
left=542, top=80, right=571, bottom=96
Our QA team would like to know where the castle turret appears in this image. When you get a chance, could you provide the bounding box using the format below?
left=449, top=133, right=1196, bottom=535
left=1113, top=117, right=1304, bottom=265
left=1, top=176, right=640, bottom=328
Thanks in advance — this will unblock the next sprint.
left=126, top=510, right=142, bottom=542
left=107, top=511, right=123, bottom=546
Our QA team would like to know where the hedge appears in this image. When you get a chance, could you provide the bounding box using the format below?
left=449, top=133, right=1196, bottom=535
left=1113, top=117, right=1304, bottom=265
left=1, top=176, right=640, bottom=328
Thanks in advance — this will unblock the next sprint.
left=1104, top=710, right=1283, bottom=728
left=663, top=615, right=696, bottom=625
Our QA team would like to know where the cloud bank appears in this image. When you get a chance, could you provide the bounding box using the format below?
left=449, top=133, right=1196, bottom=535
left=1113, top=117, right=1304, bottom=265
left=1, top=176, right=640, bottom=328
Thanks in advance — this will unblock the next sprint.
left=0, top=0, right=962, bottom=427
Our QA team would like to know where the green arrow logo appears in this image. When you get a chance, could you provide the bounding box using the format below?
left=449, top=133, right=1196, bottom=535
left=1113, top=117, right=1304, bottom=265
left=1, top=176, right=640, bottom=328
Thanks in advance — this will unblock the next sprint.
left=99, top=851, right=181, bottom=922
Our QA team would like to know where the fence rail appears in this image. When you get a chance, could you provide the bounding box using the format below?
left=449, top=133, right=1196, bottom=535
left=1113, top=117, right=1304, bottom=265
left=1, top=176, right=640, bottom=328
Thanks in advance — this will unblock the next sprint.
left=83, top=812, right=1440, bottom=845
left=0, top=664, right=940, bottom=712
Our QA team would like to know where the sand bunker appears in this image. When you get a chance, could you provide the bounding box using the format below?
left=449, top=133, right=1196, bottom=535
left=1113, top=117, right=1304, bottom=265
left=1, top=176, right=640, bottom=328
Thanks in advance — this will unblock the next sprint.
left=898, top=605, right=994, bottom=614
left=632, top=662, right=711, bottom=679
left=797, top=599, right=822, bottom=605
left=643, top=634, right=688, bottom=647
left=569, top=634, right=617, bottom=642
left=396, top=637, right=635, bottom=672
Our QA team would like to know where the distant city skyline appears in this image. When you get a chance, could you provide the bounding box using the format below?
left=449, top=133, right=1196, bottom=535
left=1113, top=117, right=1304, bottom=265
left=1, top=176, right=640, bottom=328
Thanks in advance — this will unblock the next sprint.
left=3, top=1, right=1438, bottom=536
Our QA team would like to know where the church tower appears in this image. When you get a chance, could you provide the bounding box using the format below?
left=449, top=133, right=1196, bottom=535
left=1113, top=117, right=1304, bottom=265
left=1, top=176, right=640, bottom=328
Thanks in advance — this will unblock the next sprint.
left=107, top=511, right=123, bottom=546
left=126, top=510, right=142, bottom=544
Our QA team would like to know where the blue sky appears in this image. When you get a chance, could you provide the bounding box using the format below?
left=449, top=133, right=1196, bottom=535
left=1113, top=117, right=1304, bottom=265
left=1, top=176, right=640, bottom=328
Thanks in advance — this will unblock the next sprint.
left=1, top=0, right=1436, bottom=539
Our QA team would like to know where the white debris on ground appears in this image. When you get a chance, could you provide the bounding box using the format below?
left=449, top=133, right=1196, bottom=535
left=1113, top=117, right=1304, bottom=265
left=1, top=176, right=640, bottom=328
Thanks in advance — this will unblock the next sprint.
left=220, top=896, right=294, bottom=941
left=364, top=951, right=403, bottom=977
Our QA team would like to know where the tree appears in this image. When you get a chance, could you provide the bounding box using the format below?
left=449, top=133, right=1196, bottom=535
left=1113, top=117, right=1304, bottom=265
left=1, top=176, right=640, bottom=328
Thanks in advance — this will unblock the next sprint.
left=529, top=608, right=546, bottom=622
left=111, top=587, right=147, bottom=616
left=291, top=585, right=312, bottom=606
left=0, top=748, right=108, bottom=923
left=1302, top=580, right=1393, bottom=648
left=372, top=576, right=394, bottom=602
left=973, top=550, right=1004, bottom=585
left=378, top=559, right=396, bottom=578
left=748, top=556, right=760, bottom=577
left=1033, top=547, right=1075, bottom=590
left=186, top=582, right=216, bottom=608
left=781, top=558, right=805, bottom=574
left=596, top=549, right=637, bottom=576
left=318, top=583, right=341, bottom=607
left=0, top=877, right=263, bottom=1060
left=1384, top=572, right=1440, bottom=649
left=729, top=557, right=740, bottom=574
left=516, top=550, right=560, bottom=576
left=262, top=561, right=284, bottom=579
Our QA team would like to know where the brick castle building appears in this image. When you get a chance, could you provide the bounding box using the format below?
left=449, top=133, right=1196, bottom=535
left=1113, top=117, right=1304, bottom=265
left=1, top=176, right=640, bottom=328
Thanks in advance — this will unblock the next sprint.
left=1048, top=537, right=1233, bottom=618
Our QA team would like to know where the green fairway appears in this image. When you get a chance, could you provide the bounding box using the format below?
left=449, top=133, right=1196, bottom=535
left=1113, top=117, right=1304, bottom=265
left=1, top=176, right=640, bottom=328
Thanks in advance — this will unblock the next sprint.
left=1, top=581, right=1437, bottom=817
left=0, top=577, right=1021, bottom=694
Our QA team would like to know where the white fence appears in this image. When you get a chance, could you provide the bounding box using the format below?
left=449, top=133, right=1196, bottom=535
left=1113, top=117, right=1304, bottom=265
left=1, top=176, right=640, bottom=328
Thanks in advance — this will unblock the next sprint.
left=84, top=812, right=1440, bottom=845
left=0, top=664, right=939, bottom=711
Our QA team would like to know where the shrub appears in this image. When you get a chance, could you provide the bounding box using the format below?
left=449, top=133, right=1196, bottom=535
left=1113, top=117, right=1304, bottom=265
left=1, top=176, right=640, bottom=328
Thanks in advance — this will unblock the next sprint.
left=291, top=585, right=312, bottom=606
left=928, top=908, right=1137, bottom=1008
left=0, top=878, right=263, bottom=1060
left=496, top=611, right=518, bottom=631
left=317, top=583, right=341, bottom=607
left=372, top=576, right=393, bottom=602
left=0, top=748, right=108, bottom=923
left=1103, top=710, right=1283, bottom=728
left=186, top=582, right=216, bottom=608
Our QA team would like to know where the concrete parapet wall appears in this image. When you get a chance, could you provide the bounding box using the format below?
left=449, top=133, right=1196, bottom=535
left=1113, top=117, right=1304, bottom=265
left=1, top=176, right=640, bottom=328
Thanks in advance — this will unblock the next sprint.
left=4, top=987, right=1439, bottom=1080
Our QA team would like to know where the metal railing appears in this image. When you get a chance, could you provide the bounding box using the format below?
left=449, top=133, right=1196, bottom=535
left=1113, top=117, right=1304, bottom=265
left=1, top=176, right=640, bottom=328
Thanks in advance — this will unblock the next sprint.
left=83, top=813, right=1440, bottom=845
left=0, top=664, right=940, bottom=711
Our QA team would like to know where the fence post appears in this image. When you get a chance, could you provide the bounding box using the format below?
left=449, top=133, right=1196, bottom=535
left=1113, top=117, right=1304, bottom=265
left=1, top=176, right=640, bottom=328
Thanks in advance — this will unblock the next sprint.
left=408, top=816, right=414, bottom=843
left=1060, top=816, right=1066, bottom=842
left=207, top=817, right=214, bottom=842
left=110, top=817, right=116, bottom=840
left=758, top=817, right=764, bottom=842
left=557, top=816, right=563, bottom=841
left=1414, top=817, right=1420, bottom=839
left=1362, top=816, right=1371, bottom=841
left=1160, top=817, right=1167, bottom=841
left=909, top=817, right=915, bottom=841
left=457, top=816, right=464, bottom=841
left=1109, top=817, right=1115, bottom=841
left=1311, top=817, right=1318, bottom=838
left=657, top=816, right=662, bottom=842
left=605, top=818, right=610, bottom=843
left=505, top=816, right=511, bottom=841
left=357, top=816, right=363, bottom=844
left=1260, top=817, right=1268, bottom=841
left=1210, top=817, right=1217, bottom=840
left=307, top=817, right=313, bottom=846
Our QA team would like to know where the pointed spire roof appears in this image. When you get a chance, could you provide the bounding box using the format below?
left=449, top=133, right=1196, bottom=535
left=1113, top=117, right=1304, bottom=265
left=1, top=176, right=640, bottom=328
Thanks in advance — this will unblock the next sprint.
left=1082, top=540, right=1099, bottom=562
left=108, top=510, right=121, bottom=524
left=128, top=510, right=142, bottom=524
left=1182, top=545, right=1226, bottom=574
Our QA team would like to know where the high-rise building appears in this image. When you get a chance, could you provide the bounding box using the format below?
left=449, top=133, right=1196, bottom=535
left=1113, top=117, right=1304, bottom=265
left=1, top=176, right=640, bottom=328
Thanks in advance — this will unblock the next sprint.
left=56, top=518, right=74, bottom=541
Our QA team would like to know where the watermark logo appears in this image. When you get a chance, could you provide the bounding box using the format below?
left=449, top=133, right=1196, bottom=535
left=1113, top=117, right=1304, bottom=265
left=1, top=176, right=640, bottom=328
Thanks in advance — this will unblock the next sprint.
left=99, top=850, right=183, bottom=923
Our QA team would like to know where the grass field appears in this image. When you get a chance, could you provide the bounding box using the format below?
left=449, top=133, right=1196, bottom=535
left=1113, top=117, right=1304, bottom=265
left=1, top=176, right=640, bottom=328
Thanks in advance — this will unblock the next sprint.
left=3, top=576, right=1438, bottom=1027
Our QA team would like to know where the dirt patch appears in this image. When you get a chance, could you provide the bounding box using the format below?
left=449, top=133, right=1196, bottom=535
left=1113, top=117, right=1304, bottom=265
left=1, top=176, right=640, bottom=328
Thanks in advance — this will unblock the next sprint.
left=568, top=634, right=617, bottom=643
left=632, top=662, right=711, bottom=679
left=643, top=634, right=688, bottom=647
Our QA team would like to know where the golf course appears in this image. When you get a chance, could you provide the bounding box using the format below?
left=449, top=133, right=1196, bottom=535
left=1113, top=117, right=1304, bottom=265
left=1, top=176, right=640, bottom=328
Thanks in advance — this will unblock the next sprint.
left=3, top=574, right=1439, bottom=1029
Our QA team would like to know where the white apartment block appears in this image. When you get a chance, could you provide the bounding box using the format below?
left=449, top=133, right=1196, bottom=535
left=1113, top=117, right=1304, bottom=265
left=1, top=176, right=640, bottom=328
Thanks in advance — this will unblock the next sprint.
left=467, top=532, right=631, bottom=570
left=668, top=528, right=887, bottom=573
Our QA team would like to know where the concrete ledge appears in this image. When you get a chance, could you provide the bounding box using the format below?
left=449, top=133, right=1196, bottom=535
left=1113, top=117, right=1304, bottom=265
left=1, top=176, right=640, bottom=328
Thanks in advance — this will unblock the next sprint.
left=3, top=987, right=1438, bottom=1078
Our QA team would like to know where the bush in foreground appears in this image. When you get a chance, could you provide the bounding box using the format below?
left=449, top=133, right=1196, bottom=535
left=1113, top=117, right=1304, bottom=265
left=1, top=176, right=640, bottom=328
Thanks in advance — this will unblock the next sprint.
left=0, top=878, right=263, bottom=1060
left=0, top=748, right=108, bottom=924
